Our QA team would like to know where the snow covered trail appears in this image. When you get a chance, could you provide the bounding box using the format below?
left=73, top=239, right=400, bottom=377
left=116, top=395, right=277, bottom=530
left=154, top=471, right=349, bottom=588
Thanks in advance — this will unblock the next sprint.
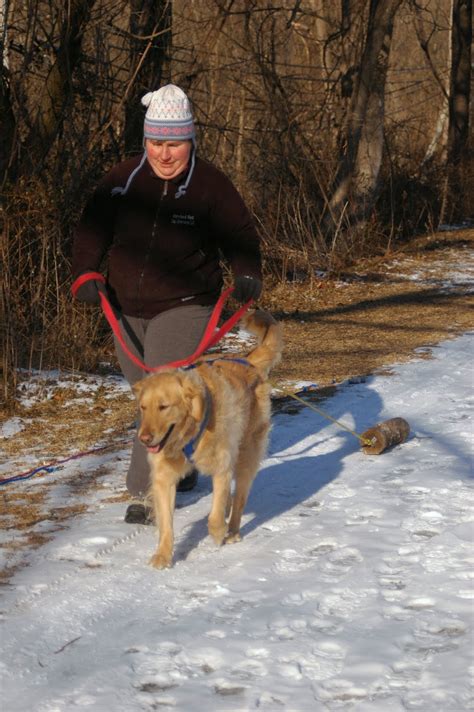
left=1, top=334, right=473, bottom=711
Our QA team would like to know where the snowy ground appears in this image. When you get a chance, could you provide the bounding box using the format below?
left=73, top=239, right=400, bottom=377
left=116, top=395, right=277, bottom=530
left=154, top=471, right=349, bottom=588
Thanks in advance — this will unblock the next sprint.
left=0, top=330, right=472, bottom=711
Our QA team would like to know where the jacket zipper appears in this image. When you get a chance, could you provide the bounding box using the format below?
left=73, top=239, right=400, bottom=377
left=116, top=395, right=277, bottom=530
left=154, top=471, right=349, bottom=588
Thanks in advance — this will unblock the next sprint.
left=136, top=180, right=168, bottom=313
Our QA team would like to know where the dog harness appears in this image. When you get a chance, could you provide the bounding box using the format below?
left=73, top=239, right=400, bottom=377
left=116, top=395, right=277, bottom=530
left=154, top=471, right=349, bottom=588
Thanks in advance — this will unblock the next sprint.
left=181, top=358, right=255, bottom=461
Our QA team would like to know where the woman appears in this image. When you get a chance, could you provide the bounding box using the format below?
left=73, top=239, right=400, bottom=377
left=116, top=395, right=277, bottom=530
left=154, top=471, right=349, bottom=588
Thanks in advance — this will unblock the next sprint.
left=72, top=84, right=262, bottom=524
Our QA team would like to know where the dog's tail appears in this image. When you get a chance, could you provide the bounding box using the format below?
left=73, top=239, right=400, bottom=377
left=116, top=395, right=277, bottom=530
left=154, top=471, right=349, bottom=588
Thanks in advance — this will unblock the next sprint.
left=242, top=309, right=283, bottom=378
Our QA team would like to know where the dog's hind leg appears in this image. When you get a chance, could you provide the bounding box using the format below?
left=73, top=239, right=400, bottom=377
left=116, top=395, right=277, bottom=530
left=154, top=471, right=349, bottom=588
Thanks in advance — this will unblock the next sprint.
left=149, top=470, right=177, bottom=569
left=208, top=471, right=232, bottom=545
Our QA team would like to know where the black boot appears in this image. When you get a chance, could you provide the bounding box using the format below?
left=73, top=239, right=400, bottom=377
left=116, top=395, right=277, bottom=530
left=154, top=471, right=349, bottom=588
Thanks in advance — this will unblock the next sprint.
left=124, top=499, right=153, bottom=525
left=177, top=469, right=198, bottom=492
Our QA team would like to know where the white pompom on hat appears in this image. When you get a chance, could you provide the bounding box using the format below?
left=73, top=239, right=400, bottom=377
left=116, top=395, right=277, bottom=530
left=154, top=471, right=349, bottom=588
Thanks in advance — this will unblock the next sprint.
left=142, top=84, right=195, bottom=141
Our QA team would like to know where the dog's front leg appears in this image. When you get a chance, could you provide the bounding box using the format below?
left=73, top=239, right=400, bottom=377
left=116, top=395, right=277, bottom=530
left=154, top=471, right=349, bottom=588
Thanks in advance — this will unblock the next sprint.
left=149, top=473, right=177, bottom=569
left=208, top=471, right=232, bottom=545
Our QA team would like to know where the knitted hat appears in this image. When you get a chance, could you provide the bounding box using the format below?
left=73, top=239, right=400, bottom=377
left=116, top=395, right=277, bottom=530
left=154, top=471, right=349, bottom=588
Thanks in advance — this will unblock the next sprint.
left=111, top=85, right=196, bottom=198
left=142, top=84, right=195, bottom=141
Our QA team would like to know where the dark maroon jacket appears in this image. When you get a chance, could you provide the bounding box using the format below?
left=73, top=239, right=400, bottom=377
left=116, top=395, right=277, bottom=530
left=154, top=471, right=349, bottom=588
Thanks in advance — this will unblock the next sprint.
left=72, top=154, right=262, bottom=318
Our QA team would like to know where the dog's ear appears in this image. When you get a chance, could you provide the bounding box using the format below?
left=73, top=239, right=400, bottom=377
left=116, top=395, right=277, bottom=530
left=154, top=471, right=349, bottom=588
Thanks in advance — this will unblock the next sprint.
left=132, top=379, right=146, bottom=400
left=181, top=375, right=204, bottom=422
left=190, top=393, right=204, bottom=422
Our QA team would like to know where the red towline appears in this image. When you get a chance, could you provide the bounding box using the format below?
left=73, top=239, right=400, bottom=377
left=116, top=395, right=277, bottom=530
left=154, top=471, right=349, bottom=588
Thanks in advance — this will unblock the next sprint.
left=71, top=271, right=254, bottom=373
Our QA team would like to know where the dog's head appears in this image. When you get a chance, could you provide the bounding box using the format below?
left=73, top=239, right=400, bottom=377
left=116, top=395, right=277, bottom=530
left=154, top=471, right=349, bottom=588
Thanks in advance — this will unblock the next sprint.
left=133, top=370, right=205, bottom=456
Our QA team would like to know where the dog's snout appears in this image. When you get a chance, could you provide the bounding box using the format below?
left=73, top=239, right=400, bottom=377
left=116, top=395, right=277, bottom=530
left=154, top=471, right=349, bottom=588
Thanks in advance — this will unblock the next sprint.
left=139, top=430, right=153, bottom=446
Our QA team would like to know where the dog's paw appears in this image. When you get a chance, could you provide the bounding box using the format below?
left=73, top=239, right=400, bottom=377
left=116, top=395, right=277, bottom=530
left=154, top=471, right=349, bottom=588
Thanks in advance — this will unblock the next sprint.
left=224, top=532, right=242, bottom=545
left=149, top=551, right=172, bottom=569
left=208, top=523, right=228, bottom=546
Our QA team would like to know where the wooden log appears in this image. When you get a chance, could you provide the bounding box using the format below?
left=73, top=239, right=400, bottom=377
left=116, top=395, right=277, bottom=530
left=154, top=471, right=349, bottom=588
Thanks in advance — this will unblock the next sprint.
left=361, top=417, right=410, bottom=455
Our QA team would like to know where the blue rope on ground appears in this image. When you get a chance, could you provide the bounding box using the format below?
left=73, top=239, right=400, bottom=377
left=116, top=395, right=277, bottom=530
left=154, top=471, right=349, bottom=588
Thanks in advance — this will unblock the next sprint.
left=296, top=384, right=319, bottom=394
left=0, top=439, right=133, bottom=487
left=1, top=466, right=58, bottom=486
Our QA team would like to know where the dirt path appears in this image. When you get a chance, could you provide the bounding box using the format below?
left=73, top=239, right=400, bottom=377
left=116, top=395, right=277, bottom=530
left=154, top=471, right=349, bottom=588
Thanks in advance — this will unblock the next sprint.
left=263, top=227, right=474, bottom=385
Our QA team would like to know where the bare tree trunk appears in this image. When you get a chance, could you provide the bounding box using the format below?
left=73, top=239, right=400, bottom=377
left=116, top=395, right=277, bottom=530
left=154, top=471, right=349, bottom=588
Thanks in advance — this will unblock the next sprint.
left=23, top=0, right=97, bottom=172
left=439, top=0, right=472, bottom=224
left=123, top=0, right=172, bottom=155
left=422, top=104, right=449, bottom=166
left=447, top=0, right=471, bottom=165
left=326, top=0, right=402, bottom=232
left=350, top=4, right=395, bottom=219
left=414, top=1, right=451, bottom=166
left=0, top=66, right=16, bottom=189
left=0, top=0, right=17, bottom=187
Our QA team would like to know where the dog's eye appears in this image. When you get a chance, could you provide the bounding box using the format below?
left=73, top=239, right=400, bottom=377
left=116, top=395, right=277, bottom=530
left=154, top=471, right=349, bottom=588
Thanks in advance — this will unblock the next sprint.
left=158, top=404, right=169, bottom=411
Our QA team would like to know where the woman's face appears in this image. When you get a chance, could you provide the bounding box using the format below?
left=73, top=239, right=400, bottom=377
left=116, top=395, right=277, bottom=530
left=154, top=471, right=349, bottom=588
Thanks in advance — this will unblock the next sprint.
left=145, top=139, right=192, bottom=180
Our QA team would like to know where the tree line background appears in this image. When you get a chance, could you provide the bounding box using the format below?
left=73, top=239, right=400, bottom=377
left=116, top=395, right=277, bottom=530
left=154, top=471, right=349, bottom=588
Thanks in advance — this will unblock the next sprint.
left=1, top=0, right=472, bottom=405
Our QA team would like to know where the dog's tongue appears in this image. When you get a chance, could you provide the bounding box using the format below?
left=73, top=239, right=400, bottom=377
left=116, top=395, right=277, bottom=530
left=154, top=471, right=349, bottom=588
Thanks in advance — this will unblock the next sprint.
left=147, top=443, right=162, bottom=454
left=145, top=424, right=175, bottom=455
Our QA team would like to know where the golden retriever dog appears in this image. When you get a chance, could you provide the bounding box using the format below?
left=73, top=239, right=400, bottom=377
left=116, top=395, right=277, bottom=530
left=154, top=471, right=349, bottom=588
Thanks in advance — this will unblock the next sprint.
left=133, top=310, right=283, bottom=569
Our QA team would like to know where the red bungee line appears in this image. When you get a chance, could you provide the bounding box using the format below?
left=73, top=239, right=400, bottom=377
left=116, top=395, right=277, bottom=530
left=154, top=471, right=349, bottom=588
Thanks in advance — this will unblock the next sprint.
left=71, top=272, right=254, bottom=372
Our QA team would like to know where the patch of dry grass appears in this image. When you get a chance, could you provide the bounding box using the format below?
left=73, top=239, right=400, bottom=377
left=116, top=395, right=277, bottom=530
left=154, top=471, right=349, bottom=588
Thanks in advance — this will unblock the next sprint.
left=1, top=392, right=135, bottom=460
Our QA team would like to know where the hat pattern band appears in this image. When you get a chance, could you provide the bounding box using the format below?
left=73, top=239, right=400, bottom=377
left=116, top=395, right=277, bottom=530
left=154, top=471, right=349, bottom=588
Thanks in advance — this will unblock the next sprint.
left=144, top=120, right=194, bottom=139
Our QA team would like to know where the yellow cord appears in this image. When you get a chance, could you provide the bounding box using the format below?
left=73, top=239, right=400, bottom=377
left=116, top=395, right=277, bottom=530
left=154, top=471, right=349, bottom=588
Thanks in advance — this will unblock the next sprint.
left=276, top=387, right=373, bottom=447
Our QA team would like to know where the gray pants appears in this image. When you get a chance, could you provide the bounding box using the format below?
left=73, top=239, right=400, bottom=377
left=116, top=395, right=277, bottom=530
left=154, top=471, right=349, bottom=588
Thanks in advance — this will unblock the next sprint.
left=114, top=303, right=214, bottom=496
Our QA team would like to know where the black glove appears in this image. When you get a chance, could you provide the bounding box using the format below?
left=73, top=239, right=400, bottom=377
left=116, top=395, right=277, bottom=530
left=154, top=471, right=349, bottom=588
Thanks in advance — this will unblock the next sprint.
left=73, top=271, right=103, bottom=305
left=233, top=275, right=262, bottom=303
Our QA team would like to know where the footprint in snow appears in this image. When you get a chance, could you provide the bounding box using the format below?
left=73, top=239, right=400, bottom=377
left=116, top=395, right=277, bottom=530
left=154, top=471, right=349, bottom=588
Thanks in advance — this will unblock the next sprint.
left=402, top=512, right=444, bottom=541
left=301, top=498, right=322, bottom=512
left=308, top=614, right=344, bottom=636
left=381, top=582, right=436, bottom=615
left=213, top=679, right=247, bottom=697
left=279, top=589, right=320, bottom=607
left=398, top=615, right=467, bottom=659
left=389, top=659, right=424, bottom=685
left=399, top=628, right=461, bottom=658
left=376, top=554, right=413, bottom=577
left=308, top=540, right=338, bottom=557
left=313, top=677, right=369, bottom=705
left=317, top=587, right=377, bottom=620
left=400, top=485, right=431, bottom=502
left=392, top=465, right=415, bottom=476
left=129, top=643, right=228, bottom=699
left=403, top=596, right=436, bottom=610
left=230, top=658, right=268, bottom=680
left=267, top=614, right=309, bottom=641
left=300, top=641, right=347, bottom=681
left=325, top=484, right=357, bottom=500
left=272, top=543, right=364, bottom=581
left=255, top=690, right=288, bottom=708
left=402, top=686, right=469, bottom=711
left=273, top=643, right=347, bottom=683
left=271, top=548, right=316, bottom=574
left=344, top=508, right=384, bottom=526
left=378, top=575, right=406, bottom=591
left=306, top=543, right=365, bottom=582
left=321, top=547, right=364, bottom=573
left=211, top=589, right=267, bottom=625
left=416, top=617, right=467, bottom=639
